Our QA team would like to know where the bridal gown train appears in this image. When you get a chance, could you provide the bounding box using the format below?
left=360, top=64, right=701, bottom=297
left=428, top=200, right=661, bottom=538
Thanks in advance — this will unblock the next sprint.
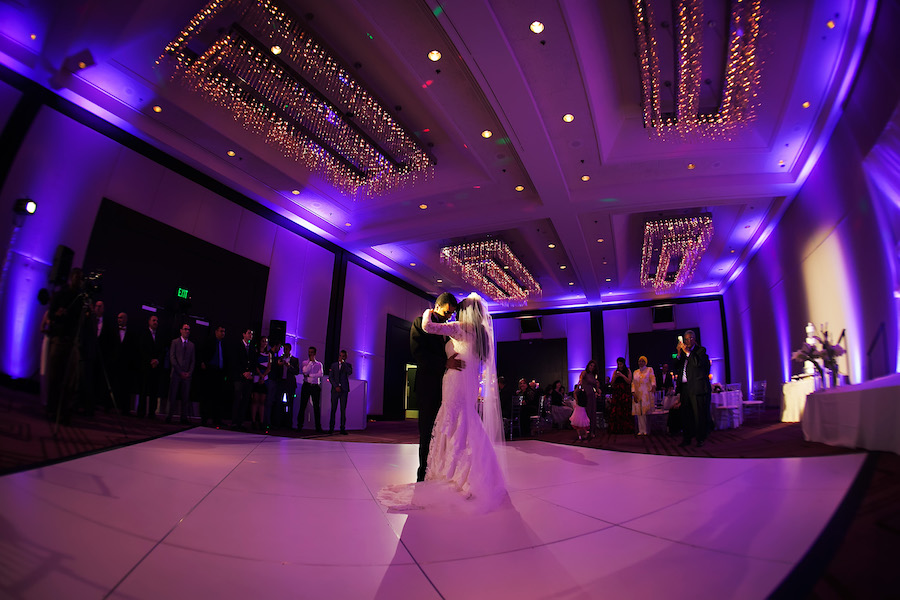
left=378, top=314, right=509, bottom=514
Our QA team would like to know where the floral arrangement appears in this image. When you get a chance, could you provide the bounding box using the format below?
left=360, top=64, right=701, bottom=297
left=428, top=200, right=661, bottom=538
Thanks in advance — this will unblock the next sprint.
left=792, top=325, right=845, bottom=386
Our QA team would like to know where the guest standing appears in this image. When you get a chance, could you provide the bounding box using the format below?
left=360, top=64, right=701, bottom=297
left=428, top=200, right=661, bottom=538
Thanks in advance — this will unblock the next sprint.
left=199, top=325, right=228, bottom=426
left=231, top=328, right=254, bottom=431
left=250, top=336, right=271, bottom=430
left=608, top=357, right=634, bottom=434
left=631, top=356, right=656, bottom=436
left=327, top=350, right=353, bottom=434
left=578, top=360, right=600, bottom=437
left=137, top=314, right=166, bottom=419
left=166, top=323, right=195, bottom=424
left=675, top=330, right=712, bottom=447
left=299, top=346, right=324, bottom=433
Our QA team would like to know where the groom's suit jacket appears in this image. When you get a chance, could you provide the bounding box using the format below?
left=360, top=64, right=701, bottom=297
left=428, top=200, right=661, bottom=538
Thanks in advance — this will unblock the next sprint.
left=410, top=312, right=448, bottom=415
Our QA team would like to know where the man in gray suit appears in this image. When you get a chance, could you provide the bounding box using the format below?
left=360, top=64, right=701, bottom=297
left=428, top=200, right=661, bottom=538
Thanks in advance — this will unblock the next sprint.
left=167, top=323, right=195, bottom=424
left=327, top=349, right=353, bottom=434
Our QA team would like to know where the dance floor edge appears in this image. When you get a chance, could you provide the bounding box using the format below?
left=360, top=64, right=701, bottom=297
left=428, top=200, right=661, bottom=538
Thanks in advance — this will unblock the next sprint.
left=0, top=428, right=865, bottom=600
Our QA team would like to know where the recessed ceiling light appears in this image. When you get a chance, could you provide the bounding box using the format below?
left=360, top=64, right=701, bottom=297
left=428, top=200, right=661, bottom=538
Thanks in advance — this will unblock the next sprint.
left=597, top=238, right=605, bottom=243
left=270, top=45, right=282, bottom=55
left=436, top=279, right=443, bottom=283
left=503, top=265, right=510, bottom=270
left=826, top=19, right=836, bottom=29
left=481, top=130, right=493, bottom=138
left=226, top=150, right=236, bottom=157
left=559, top=265, right=567, bottom=270
left=345, top=222, right=351, bottom=227
left=291, top=189, right=300, bottom=195
left=778, top=160, right=785, bottom=167
left=30, top=34, right=37, bottom=40
left=419, top=204, right=428, bottom=209
left=802, top=101, right=811, bottom=109
left=562, top=113, right=574, bottom=123
left=530, top=21, right=545, bottom=34
left=568, top=282, right=574, bottom=286
left=687, top=163, right=696, bottom=170
left=152, top=105, right=162, bottom=113
left=548, top=243, right=556, bottom=249
left=515, top=185, right=525, bottom=192
left=581, top=175, right=590, bottom=182
left=428, top=50, right=442, bottom=61
left=602, top=260, right=607, bottom=265
left=605, top=278, right=612, bottom=282
left=410, top=262, right=416, bottom=267
left=77, top=61, right=87, bottom=69
left=730, top=249, right=735, bottom=253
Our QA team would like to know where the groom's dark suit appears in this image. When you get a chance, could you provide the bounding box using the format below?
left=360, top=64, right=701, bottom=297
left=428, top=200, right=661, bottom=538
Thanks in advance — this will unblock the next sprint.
left=411, top=311, right=449, bottom=481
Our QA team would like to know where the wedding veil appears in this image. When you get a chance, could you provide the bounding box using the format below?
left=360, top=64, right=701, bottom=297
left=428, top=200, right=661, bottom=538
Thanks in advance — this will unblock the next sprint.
left=457, top=293, right=505, bottom=450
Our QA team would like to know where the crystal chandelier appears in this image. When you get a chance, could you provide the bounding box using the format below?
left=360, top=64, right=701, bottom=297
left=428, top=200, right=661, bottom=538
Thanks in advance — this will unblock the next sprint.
left=158, top=0, right=434, bottom=197
left=632, top=0, right=762, bottom=140
left=440, top=240, right=541, bottom=306
left=640, top=214, right=713, bottom=294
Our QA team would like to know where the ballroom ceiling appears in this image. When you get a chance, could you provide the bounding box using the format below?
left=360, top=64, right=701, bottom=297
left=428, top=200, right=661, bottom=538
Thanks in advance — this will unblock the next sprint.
left=0, top=0, right=875, bottom=310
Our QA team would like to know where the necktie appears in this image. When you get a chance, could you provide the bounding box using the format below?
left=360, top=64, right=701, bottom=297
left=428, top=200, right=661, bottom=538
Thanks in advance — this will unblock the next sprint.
left=216, top=342, right=223, bottom=368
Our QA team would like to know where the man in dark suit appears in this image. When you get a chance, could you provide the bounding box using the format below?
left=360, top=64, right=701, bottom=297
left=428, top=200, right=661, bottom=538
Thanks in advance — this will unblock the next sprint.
left=410, top=292, right=460, bottom=482
left=674, top=329, right=712, bottom=447
left=167, top=323, right=195, bottom=424
left=199, top=325, right=228, bottom=426
left=327, top=349, right=353, bottom=434
left=231, top=328, right=254, bottom=431
left=137, top=314, right=166, bottom=418
left=109, top=311, right=138, bottom=415
left=268, top=342, right=299, bottom=429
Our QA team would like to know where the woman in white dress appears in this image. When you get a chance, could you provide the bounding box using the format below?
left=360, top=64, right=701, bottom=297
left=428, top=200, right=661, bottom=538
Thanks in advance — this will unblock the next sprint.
left=379, top=293, right=508, bottom=513
left=631, top=356, right=656, bottom=435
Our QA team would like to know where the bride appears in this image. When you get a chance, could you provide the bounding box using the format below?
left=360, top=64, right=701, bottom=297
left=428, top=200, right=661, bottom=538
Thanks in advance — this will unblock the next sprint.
left=379, top=292, right=509, bottom=513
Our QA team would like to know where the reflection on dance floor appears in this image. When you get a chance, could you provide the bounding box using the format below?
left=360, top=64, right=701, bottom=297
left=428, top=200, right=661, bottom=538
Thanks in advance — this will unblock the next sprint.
left=0, top=429, right=864, bottom=599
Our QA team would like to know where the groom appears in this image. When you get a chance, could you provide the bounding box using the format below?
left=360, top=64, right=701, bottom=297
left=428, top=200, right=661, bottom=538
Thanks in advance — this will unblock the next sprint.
left=410, top=292, right=462, bottom=481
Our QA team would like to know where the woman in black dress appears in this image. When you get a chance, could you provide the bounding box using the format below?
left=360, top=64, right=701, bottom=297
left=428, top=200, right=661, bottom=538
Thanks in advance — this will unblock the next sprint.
left=608, top=357, right=634, bottom=434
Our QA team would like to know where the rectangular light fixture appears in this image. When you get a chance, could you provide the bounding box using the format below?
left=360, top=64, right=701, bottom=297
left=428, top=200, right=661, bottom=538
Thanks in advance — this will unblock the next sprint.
left=640, top=214, right=713, bottom=294
left=440, top=240, right=541, bottom=305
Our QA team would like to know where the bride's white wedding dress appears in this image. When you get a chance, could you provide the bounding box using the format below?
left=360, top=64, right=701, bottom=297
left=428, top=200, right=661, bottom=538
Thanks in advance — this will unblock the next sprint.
left=378, top=303, right=508, bottom=514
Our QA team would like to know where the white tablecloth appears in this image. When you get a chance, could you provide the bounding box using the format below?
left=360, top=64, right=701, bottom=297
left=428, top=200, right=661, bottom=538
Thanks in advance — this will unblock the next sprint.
left=782, top=377, right=817, bottom=422
left=802, top=373, right=900, bottom=454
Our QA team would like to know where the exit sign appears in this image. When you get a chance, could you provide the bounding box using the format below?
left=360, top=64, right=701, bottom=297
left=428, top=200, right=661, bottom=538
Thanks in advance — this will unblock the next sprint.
left=177, top=287, right=189, bottom=299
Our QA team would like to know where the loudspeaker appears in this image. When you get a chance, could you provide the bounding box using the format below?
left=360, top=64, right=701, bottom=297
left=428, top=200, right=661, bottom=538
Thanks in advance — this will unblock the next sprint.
left=269, top=319, right=287, bottom=347
left=49, top=245, right=74, bottom=285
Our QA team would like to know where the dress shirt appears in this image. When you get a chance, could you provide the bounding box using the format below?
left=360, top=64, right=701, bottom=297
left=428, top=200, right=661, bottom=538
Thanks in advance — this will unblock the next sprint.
left=682, top=346, right=692, bottom=382
left=119, top=327, right=126, bottom=342
left=302, top=359, right=323, bottom=384
left=96, top=317, right=103, bottom=337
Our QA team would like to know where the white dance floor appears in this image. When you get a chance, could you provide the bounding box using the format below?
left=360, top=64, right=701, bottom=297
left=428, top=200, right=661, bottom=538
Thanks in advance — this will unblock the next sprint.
left=1, top=429, right=864, bottom=599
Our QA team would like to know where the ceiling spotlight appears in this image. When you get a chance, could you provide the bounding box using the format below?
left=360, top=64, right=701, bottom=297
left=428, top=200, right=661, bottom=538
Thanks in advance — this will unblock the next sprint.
left=409, top=262, right=416, bottom=267
left=530, top=21, right=545, bottom=34
left=559, top=265, right=567, bottom=270
left=826, top=19, right=836, bottom=29
left=30, top=34, right=37, bottom=40
left=226, top=150, right=236, bottom=157
left=687, top=163, right=696, bottom=170
left=778, top=160, right=785, bottom=167
left=548, top=243, right=556, bottom=249
left=270, top=45, right=282, bottom=55
left=427, top=50, right=442, bottom=61
left=436, top=279, right=443, bottom=283
left=419, top=204, right=428, bottom=209
left=581, top=175, right=590, bottom=182
left=152, top=105, right=163, bottom=113
left=802, top=101, right=811, bottom=109
left=562, top=113, right=574, bottom=123
left=605, top=278, right=612, bottom=282
left=291, top=189, right=300, bottom=195
left=597, top=238, right=605, bottom=243
left=568, top=282, right=574, bottom=286
left=515, top=185, right=525, bottom=192
left=14, top=198, right=37, bottom=215
left=481, top=130, right=493, bottom=138
left=345, top=222, right=351, bottom=227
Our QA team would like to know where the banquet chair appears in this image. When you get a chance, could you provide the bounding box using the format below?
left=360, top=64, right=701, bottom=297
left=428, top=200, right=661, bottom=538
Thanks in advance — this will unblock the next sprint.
left=725, top=383, right=742, bottom=393
left=743, top=381, right=766, bottom=424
